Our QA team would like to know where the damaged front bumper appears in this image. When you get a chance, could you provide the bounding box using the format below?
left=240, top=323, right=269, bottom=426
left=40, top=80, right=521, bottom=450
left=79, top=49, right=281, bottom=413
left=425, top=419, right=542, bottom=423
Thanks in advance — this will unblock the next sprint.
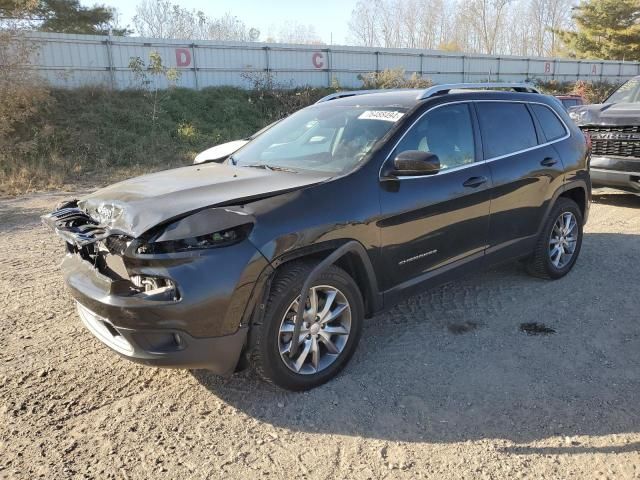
left=75, top=299, right=247, bottom=374
left=43, top=206, right=271, bottom=375
left=590, top=156, right=640, bottom=193
left=62, top=254, right=249, bottom=374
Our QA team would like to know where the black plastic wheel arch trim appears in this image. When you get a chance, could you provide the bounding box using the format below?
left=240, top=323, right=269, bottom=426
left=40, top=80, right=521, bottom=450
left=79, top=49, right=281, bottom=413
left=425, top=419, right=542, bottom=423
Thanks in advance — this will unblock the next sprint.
left=288, top=240, right=376, bottom=358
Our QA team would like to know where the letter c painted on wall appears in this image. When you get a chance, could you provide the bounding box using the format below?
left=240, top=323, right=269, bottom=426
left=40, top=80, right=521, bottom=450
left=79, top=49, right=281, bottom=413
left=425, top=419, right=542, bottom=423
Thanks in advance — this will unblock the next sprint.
left=176, top=48, right=191, bottom=67
left=312, top=52, right=324, bottom=69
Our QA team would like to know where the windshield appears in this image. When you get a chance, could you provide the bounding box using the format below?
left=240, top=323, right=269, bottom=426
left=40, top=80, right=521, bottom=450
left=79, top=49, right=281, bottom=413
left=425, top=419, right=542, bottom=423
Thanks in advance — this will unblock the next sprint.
left=230, top=104, right=407, bottom=174
left=605, top=78, right=640, bottom=103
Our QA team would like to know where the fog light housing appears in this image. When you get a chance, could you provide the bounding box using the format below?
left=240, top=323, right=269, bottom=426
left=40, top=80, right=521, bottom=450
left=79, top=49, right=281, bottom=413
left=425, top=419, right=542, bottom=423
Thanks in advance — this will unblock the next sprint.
left=130, top=331, right=186, bottom=353
left=131, top=275, right=180, bottom=301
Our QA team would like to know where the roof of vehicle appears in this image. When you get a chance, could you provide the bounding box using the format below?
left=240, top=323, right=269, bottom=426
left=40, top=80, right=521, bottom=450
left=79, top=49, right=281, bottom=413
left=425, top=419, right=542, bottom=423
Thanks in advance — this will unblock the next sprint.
left=318, top=90, right=423, bottom=108
left=316, top=87, right=550, bottom=109
left=555, top=94, right=584, bottom=99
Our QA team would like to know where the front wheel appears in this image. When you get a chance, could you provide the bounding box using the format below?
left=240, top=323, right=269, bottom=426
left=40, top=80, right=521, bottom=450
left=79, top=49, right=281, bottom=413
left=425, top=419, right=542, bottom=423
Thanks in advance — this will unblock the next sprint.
left=249, top=262, right=364, bottom=391
left=527, top=197, right=584, bottom=279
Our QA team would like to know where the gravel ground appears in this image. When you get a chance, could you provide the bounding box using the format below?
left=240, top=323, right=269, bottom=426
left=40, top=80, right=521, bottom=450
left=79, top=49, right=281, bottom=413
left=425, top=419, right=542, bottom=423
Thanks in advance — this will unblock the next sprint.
left=1, top=188, right=639, bottom=479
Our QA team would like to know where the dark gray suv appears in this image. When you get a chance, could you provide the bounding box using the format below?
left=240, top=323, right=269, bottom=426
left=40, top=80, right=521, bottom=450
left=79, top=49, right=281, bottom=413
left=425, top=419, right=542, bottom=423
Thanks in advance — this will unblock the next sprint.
left=43, top=83, right=591, bottom=390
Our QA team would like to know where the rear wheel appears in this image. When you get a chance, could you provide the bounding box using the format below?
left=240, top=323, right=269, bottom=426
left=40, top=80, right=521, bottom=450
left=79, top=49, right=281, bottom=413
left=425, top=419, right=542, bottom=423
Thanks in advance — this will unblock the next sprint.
left=527, top=197, right=583, bottom=279
left=249, top=261, right=364, bottom=391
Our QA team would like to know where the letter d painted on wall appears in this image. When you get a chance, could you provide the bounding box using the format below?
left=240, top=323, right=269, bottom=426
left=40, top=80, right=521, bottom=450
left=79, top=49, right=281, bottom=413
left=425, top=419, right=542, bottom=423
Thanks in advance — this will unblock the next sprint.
left=176, top=48, right=191, bottom=67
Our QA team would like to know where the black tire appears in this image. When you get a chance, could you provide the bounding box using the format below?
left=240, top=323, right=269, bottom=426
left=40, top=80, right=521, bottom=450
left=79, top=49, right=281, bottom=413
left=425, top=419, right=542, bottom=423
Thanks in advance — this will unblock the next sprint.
left=249, top=261, right=364, bottom=391
left=526, top=197, right=584, bottom=279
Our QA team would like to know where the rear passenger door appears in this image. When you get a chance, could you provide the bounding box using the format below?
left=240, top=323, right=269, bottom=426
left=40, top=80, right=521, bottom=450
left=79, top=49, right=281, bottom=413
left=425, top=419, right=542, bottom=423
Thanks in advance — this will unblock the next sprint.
left=475, top=101, right=567, bottom=260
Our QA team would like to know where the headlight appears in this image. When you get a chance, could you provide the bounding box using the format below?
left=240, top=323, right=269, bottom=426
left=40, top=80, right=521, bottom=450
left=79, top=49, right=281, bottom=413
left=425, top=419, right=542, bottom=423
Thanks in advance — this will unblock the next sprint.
left=132, top=207, right=255, bottom=255
left=135, top=225, right=251, bottom=254
left=568, top=109, right=593, bottom=125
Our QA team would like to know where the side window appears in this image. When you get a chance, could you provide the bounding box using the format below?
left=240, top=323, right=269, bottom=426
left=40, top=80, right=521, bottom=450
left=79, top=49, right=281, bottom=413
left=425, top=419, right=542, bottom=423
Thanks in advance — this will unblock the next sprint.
left=476, top=102, right=538, bottom=158
left=393, top=103, right=475, bottom=171
left=531, top=104, right=568, bottom=142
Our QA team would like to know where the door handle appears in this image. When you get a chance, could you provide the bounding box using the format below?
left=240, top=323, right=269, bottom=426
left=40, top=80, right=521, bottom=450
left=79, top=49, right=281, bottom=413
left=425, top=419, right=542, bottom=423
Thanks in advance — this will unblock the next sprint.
left=463, top=176, right=488, bottom=188
left=541, top=157, right=558, bottom=167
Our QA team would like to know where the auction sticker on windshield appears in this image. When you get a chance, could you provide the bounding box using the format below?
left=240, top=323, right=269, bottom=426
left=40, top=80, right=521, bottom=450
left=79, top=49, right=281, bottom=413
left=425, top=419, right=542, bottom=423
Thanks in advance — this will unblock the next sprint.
left=358, top=110, right=405, bottom=122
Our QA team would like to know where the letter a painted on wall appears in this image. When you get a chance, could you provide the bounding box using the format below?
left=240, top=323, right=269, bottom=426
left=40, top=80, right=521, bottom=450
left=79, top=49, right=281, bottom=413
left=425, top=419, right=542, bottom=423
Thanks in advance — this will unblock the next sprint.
left=176, top=48, right=192, bottom=67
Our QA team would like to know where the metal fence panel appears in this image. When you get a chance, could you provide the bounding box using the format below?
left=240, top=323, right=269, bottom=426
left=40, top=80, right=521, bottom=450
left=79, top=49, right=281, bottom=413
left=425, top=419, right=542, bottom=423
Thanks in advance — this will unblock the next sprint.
left=331, top=50, right=377, bottom=74
left=25, top=32, right=639, bottom=90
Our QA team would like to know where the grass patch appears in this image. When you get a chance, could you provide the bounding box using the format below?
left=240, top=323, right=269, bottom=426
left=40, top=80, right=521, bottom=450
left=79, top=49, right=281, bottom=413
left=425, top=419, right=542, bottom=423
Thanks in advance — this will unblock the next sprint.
left=0, top=85, right=332, bottom=195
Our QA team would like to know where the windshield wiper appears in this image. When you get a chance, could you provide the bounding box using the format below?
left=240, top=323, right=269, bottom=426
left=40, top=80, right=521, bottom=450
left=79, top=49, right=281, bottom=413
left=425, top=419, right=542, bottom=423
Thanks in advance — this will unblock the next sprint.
left=243, top=164, right=298, bottom=173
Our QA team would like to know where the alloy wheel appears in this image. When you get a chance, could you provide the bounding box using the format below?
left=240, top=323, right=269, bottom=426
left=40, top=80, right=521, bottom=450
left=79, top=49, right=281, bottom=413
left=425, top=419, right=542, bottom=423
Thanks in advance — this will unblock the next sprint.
left=278, top=285, right=351, bottom=375
left=548, top=211, right=578, bottom=269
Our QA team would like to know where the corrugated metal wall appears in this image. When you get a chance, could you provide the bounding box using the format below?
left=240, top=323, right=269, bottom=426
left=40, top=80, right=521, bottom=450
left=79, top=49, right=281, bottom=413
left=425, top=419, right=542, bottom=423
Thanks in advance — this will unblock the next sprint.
left=27, top=32, right=640, bottom=90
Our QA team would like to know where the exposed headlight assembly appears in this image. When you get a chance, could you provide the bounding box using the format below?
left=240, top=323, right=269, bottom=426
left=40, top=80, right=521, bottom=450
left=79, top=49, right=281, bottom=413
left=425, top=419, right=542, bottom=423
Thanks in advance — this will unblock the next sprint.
left=136, top=225, right=250, bottom=254
left=133, top=207, right=254, bottom=255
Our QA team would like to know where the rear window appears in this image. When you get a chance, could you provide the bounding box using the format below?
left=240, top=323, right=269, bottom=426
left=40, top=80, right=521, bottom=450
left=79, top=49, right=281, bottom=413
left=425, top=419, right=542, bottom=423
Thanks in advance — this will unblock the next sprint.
left=531, top=104, right=567, bottom=142
left=476, top=102, right=538, bottom=158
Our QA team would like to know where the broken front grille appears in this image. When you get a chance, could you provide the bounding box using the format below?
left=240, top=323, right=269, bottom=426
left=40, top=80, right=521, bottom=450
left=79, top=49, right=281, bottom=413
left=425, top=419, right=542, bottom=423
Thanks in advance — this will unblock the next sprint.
left=582, top=125, right=640, bottom=159
left=41, top=207, right=109, bottom=246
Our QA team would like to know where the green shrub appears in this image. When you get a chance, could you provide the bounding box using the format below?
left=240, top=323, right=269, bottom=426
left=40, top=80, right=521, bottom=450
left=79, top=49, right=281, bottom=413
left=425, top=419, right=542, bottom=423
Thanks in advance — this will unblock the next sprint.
left=358, top=68, right=432, bottom=89
left=534, top=79, right=620, bottom=103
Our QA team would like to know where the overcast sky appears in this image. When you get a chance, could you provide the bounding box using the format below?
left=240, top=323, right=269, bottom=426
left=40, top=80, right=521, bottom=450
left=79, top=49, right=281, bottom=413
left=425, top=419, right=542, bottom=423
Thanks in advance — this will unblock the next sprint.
left=86, top=0, right=358, bottom=44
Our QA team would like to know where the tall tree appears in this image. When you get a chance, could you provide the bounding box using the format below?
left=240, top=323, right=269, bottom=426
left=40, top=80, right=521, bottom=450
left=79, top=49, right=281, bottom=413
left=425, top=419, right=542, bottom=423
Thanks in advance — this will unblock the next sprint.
left=133, top=0, right=257, bottom=41
left=556, top=0, right=640, bottom=60
left=0, top=0, right=128, bottom=35
left=461, top=0, right=513, bottom=55
left=347, top=0, right=380, bottom=46
left=346, top=0, right=580, bottom=57
left=347, top=0, right=449, bottom=49
left=270, top=20, right=323, bottom=44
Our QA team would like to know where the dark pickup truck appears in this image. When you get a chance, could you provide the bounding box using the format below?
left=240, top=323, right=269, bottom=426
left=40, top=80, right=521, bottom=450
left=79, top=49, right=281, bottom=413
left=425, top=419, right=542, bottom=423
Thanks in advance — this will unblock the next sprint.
left=570, top=77, right=640, bottom=194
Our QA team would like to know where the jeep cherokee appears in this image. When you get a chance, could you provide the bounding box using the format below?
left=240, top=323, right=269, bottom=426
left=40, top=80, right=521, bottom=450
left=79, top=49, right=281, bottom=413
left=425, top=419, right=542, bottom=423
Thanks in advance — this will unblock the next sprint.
left=43, top=83, right=590, bottom=391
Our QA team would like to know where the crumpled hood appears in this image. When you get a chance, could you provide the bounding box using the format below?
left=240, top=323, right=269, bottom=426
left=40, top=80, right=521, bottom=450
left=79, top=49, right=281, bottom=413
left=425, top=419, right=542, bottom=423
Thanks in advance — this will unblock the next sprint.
left=571, top=102, right=640, bottom=126
left=78, top=162, right=329, bottom=238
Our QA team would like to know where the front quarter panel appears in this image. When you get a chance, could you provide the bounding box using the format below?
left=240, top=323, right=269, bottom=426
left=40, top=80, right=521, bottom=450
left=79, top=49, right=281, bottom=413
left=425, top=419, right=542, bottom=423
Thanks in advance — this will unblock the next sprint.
left=246, top=165, right=382, bottom=285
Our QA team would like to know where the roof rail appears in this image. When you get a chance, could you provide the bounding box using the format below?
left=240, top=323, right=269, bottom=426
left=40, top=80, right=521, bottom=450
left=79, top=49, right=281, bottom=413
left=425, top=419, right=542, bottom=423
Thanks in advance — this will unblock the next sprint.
left=315, top=89, right=410, bottom=104
left=417, top=82, right=540, bottom=100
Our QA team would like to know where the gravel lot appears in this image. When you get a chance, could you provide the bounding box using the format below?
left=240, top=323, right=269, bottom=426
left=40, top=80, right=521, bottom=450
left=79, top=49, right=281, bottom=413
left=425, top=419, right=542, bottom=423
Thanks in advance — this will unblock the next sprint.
left=1, top=188, right=639, bottom=479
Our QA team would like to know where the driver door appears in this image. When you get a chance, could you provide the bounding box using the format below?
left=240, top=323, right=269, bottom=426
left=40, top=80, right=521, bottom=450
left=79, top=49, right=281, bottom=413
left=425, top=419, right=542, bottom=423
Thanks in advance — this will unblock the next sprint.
left=377, top=102, right=492, bottom=295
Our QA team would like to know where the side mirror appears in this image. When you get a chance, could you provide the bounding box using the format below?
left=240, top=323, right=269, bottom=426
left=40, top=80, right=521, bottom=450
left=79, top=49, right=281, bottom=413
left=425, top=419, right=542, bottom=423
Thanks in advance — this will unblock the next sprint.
left=392, top=150, right=440, bottom=176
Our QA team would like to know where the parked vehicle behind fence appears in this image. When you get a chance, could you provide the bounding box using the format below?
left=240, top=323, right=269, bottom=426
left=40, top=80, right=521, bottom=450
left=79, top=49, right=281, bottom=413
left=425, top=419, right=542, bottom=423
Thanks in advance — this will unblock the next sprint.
left=555, top=95, right=585, bottom=110
left=43, top=83, right=590, bottom=391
